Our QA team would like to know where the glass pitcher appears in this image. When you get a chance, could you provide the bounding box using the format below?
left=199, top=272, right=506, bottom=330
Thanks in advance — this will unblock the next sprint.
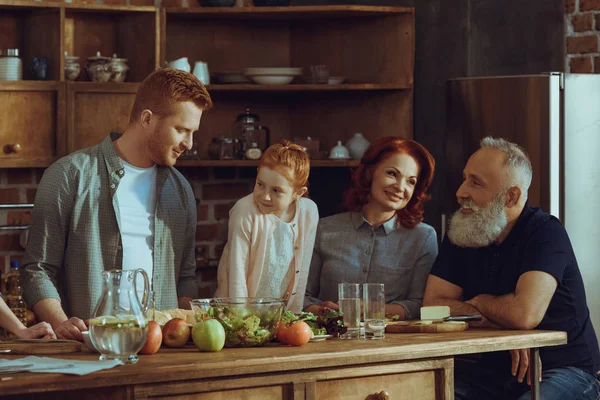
left=89, top=269, right=150, bottom=364
left=233, top=107, right=270, bottom=157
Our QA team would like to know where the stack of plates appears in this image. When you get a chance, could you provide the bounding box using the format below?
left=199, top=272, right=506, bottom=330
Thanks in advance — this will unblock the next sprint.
left=244, top=67, right=302, bottom=85
left=0, top=57, right=22, bottom=81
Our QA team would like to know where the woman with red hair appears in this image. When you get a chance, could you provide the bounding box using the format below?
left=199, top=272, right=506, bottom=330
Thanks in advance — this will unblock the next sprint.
left=304, top=137, right=438, bottom=320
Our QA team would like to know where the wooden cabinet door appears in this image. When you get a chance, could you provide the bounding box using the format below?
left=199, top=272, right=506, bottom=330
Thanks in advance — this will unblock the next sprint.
left=67, top=83, right=139, bottom=152
left=0, top=82, right=65, bottom=167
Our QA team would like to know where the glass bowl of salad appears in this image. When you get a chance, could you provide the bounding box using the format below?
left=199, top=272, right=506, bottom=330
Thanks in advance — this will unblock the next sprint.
left=190, top=297, right=286, bottom=347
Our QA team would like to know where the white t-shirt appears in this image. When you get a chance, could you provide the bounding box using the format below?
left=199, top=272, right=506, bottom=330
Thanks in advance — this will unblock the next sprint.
left=115, top=160, right=157, bottom=310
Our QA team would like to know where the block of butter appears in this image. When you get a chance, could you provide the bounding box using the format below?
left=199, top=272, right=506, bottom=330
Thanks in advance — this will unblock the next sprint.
left=420, top=306, right=450, bottom=321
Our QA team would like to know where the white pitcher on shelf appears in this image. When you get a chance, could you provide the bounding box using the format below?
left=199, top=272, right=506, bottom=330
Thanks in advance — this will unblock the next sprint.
left=193, top=61, right=210, bottom=85
left=346, top=132, right=371, bottom=160
left=166, top=57, right=190, bottom=73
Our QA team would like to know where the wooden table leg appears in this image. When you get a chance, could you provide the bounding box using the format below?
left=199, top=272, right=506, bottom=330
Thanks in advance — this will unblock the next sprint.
left=530, top=348, right=540, bottom=400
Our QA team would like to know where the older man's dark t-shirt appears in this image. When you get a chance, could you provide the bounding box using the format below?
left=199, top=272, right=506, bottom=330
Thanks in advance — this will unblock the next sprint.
left=431, top=205, right=600, bottom=375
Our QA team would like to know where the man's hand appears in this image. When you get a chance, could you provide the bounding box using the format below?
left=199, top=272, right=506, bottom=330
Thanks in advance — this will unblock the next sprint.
left=54, top=317, right=88, bottom=341
left=14, top=322, right=57, bottom=340
left=320, top=301, right=339, bottom=311
left=510, top=349, right=542, bottom=385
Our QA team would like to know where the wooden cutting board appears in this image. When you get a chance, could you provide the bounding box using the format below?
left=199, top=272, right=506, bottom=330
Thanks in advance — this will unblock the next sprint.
left=385, top=321, right=468, bottom=334
left=0, top=339, right=82, bottom=355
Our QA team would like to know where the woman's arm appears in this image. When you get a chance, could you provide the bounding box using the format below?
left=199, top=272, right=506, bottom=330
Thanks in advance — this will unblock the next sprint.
left=0, top=298, right=56, bottom=339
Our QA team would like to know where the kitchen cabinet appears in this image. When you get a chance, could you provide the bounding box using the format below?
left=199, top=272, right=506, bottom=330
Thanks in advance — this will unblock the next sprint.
left=0, top=1, right=413, bottom=168
left=0, top=329, right=565, bottom=400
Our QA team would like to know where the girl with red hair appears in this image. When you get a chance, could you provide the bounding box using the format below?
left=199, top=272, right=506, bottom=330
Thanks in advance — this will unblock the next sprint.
left=216, top=141, right=319, bottom=313
left=304, top=137, right=438, bottom=320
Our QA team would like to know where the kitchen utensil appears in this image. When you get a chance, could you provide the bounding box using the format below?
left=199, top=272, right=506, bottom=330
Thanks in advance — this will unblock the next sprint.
left=244, top=67, right=302, bottom=85
left=363, top=283, right=385, bottom=340
left=346, top=132, right=371, bottom=160
left=109, top=54, right=129, bottom=83
left=0, top=339, right=82, bottom=355
left=328, top=76, right=346, bottom=84
left=385, top=320, right=468, bottom=334
left=233, top=107, right=271, bottom=154
left=89, top=268, right=150, bottom=364
left=308, top=334, right=333, bottom=342
left=190, top=297, right=285, bottom=347
left=64, top=52, right=81, bottom=81
left=424, top=314, right=482, bottom=323
left=193, top=61, right=210, bottom=85
left=167, top=57, right=191, bottom=73
left=338, top=283, right=361, bottom=339
left=329, top=141, right=351, bottom=160
left=309, top=65, right=329, bottom=84
left=0, top=49, right=22, bottom=81
left=86, top=52, right=111, bottom=82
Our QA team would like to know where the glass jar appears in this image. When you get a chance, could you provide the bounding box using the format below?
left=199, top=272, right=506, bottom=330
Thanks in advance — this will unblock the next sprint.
left=219, top=138, right=235, bottom=160
left=208, top=137, right=221, bottom=160
left=0, top=48, right=22, bottom=81
left=245, top=142, right=262, bottom=160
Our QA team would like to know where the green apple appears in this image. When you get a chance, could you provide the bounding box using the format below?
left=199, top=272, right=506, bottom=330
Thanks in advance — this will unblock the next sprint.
left=192, top=319, right=226, bottom=352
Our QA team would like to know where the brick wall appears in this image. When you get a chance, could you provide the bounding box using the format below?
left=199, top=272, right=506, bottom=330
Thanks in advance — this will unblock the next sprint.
left=566, top=0, right=600, bottom=73
left=0, top=167, right=256, bottom=298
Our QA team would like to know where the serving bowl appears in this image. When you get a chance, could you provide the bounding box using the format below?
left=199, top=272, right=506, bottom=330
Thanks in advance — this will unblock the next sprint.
left=190, top=297, right=286, bottom=347
left=244, top=67, right=302, bottom=85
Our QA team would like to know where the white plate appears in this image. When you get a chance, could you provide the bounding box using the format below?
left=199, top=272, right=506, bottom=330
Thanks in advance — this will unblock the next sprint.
left=309, top=334, right=333, bottom=342
left=248, top=74, right=296, bottom=85
left=244, top=67, right=302, bottom=76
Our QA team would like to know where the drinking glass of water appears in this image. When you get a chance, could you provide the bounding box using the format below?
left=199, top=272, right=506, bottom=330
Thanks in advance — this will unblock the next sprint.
left=338, top=283, right=361, bottom=339
left=363, top=283, right=385, bottom=339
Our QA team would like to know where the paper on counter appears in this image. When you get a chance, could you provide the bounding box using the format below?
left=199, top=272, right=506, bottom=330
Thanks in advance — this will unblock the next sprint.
left=0, top=356, right=123, bottom=375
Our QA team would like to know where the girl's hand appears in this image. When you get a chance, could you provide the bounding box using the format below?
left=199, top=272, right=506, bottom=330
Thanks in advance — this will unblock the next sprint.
left=14, top=322, right=57, bottom=340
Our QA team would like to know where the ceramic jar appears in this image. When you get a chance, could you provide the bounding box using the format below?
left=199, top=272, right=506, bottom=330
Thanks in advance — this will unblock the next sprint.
left=346, top=132, right=371, bottom=160
left=109, top=54, right=129, bottom=83
left=329, top=141, right=351, bottom=160
left=64, top=52, right=81, bottom=81
left=0, top=49, right=22, bottom=81
left=86, top=52, right=112, bottom=83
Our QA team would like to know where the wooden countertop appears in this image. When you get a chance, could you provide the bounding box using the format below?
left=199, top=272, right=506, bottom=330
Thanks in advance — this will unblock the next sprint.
left=0, top=329, right=566, bottom=396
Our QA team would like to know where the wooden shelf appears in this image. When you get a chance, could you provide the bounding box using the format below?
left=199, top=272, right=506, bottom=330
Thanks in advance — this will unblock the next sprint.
left=0, top=0, right=155, bottom=12
left=165, top=5, right=413, bottom=19
left=176, top=159, right=359, bottom=167
left=207, top=83, right=411, bottom=92
left=0, top=157, right=57, bottom=168
left=66, top=82, right=141, bottom=93
left=0, top=81, right=62, bottom=91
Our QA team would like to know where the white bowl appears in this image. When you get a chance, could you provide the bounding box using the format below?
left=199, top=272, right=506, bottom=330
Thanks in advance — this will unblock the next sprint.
left=328, top=76, right=346, bottom=84
left=244, top=67, right=302, bottom=76
left=248, top=74, right=296, bottom=85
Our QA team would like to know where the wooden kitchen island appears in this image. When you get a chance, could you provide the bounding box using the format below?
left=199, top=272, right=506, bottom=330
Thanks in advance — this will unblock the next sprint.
left=0, top=329, right=566, bottom=400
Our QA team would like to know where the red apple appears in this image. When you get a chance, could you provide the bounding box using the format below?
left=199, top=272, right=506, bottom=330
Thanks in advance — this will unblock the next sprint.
left=139, top=321, right=162, bottom=355
left=162, top=318, right=190, bottom=347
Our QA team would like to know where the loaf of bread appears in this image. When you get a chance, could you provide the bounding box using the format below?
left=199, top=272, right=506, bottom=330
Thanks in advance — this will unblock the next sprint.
left=148, top=309, right=196, bottom=325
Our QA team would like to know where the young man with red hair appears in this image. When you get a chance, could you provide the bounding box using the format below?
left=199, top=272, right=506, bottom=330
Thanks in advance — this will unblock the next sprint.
left=22, top=68, right=212, bottom=341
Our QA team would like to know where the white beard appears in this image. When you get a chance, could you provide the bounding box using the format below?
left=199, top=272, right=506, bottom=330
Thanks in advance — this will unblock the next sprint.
left=447, top=195, right=508, bottom=248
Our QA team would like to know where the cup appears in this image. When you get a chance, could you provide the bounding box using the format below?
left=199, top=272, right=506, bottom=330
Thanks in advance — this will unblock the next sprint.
left=363, top=283, right=385, bottom=339
left=338, top=283, right=361, bottom=339
left=193, top=61, right=210, bottom=85
left=310, top=64, right=329, bottom=84
left=31, top=57, right=49, bottom=80
left=167, top=57, right=191, bottom=73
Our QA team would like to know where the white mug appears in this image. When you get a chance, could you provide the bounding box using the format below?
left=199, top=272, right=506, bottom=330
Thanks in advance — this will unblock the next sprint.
left=167, top=57, right=191, bottom=73
left=193, top=61, right=210, bottom=85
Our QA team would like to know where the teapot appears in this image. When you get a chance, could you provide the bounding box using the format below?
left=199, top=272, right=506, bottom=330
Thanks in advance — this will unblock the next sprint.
left=89, top=268, right=150, bottom=364
left=233, top=108, right=270, bottom=157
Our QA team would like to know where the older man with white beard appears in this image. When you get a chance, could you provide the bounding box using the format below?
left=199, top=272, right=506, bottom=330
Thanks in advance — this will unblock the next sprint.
left=423, top=137, right=600, bottom=400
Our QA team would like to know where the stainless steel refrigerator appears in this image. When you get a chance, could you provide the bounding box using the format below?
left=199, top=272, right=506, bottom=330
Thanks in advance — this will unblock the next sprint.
left=444, top=73, right=600, bottom=339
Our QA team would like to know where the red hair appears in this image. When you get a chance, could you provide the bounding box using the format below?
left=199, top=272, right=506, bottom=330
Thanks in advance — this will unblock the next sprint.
left=259, top=140, right=310, bottom=192
left=344, top=137, right=435, bottom=229
left=129, top=68, right=213, bottom=123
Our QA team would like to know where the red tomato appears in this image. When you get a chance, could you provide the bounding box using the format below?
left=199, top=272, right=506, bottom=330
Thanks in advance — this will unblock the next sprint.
left=279, top=321, right=311, bottom=346
left=276, top=322, right=289, bottom=343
